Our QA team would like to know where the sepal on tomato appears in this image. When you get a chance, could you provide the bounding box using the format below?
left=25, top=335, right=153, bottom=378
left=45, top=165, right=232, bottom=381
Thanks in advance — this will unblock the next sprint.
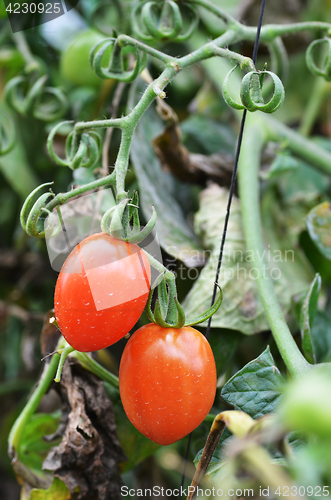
left=185, top=284, right=223, bottom=326
left=146, top=277, right=223, bottom=328
left=101, top=192, right=157, bottom=243
left=146, top=273, right=185, bottom=328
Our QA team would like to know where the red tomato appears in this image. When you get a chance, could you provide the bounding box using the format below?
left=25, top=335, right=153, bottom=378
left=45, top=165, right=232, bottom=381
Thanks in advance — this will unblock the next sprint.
left=54, top=233, right=151, bottom=352
left=119, top=324, right=217, bottom=445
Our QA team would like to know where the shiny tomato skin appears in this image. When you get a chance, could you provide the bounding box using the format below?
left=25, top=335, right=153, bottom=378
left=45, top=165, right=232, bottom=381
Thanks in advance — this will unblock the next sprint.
left=54, top=233, right=151, bottom=352
left=119, top=324, right=217, bottom=445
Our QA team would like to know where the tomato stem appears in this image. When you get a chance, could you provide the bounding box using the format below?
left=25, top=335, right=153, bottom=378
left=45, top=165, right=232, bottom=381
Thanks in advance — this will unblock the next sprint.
left=71, top=352, right=119, bottom=389
left=12, top=31, right=40, bottom=72
left=299, top=76, right=331, bottom=136
left=265, top=114, right=331, bottom=176
left=45, top=171, right=116, bottom=213
left=238, top=113, right=312, bottom=378
left=54, top=345, right=75, bottom=383
left=8, top=352, right=60, bottom=457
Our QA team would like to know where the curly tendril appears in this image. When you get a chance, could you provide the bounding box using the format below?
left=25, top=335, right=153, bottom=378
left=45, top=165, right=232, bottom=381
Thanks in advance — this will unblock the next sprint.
left=306, top=38, right=331, bottom=81
left=5, top=74, right=67, bottom=122
left=20, top=182, right=55, bottom=238
left=223, top=66, right=285, bottom=113
left=47, top=121, right=102, bottom=170
left=89, top=37, right=147, bottom=82
left=0, top=109, right=15, bottom=156
left=222, top=66, right=246, bottom=110
left=132, top=0, right=198, bottom=43
left=240, top=70, right=285, bottom=112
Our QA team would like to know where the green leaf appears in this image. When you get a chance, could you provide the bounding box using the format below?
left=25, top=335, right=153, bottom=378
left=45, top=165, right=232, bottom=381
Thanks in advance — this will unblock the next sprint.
left=200, top=458, right=236, bottom=484
left=183, top=184, right=313, bottom=334
left=207, top=328, right=243, bottom=378
left=18, top=412, right=61, bottom=475
left=299, top=230, right=331, bottom=285
left=129, top=85, right=204, bottom=266
left=221, top=347, right=283, bottom=418
left=298, top=274, right=321, bottom=364
left=29, top=478, right=70, bottom=500
left=262, top=152, right=300, bottom=180
left=306, top=201, right=331, bottom=261
left=180, top=114, right=236, bottom=155
left=311, top=311, right=331, bottom=363
left=276, top=159, right=329, bottom=203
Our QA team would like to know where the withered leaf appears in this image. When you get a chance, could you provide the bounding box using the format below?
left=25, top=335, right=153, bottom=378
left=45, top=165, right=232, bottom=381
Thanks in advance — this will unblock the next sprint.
left=43, top=360, right=126, bottom=500
left=152, top=116, right=233, bottom=186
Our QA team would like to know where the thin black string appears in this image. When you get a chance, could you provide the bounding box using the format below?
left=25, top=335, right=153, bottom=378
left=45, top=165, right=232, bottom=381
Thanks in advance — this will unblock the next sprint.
left=178, top=0, right=267, bottom=496
left=205, top=0, right=266, bottom=342
left=179, top=433, right=192, bottom=491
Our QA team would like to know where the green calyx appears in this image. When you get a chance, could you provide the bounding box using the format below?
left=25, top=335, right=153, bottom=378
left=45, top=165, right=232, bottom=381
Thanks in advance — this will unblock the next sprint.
left=101, top=191, right=157, bottom=244
left=146, top=278, right=223, bottom=329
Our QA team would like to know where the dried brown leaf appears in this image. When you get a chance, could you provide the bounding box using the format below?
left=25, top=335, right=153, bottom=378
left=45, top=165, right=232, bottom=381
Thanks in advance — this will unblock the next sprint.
left=43, top=360, right=126, bottom=500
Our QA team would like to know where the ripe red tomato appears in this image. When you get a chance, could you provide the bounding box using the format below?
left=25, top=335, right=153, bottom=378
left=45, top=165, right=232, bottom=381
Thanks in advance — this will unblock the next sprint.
left=119, top=324, right=217, bottom=445
left=54, top=233, right=151, bottom=352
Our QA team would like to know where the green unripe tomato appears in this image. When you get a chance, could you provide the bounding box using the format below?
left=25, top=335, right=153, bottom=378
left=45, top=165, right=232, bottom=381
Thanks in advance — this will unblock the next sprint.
left=60, top=29, right=106, bottom=87
left=0, top=48, right=25, bottom=81
left=279, top=365, right=331, bottom=439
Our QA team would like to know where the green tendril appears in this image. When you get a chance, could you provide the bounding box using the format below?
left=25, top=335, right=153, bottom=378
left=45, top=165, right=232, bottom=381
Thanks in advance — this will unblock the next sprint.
left=5, top=74, right=67, bottom=121
left=306, top=38, right=331, bottom=81
left=20, top=182, right=54, bottom=235
left=90, top=37, right=147, bottom=82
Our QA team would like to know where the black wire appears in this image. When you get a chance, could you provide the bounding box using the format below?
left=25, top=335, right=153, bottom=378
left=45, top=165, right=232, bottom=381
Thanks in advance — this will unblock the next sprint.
left=178, top=0, right=267, bottom=496
left=204, top=107, right=247, bottom=341
left=205, top=0, right=266, bottom=342
left=179, top=433, right=192, bottom=493
left=252, top=0, right=267, bottom=65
